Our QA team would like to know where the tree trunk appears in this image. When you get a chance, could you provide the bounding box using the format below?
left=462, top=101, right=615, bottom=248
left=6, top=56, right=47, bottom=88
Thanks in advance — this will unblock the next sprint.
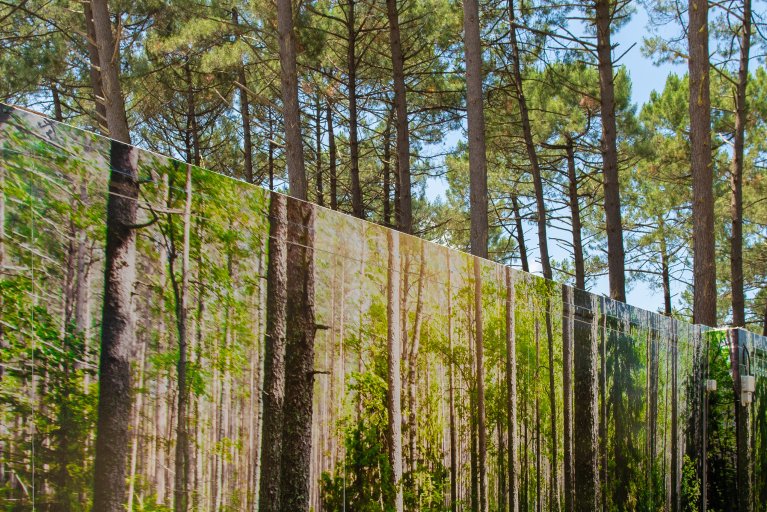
left=688, top=0, right=716, bottom=326
left=278, top=198, right=316, bottom=510
left=659, top=216, right=672, bottom=316
left=268, top=110, right=275, bottom=191
left=506, top=267, right=519, bottom=512
left=544, top=298, right=559, bottom=512
left=383, top=107, right=393, bottom=226
left=511, top=194, right=529, bottom=273
left=346, top=0, right=364, bottom=217
left=89, top=1, right=134, bottom=506
left=447, top=249, right=457, bottom=512
left=508, top=0, right=549, bottom=278
left=562, top=285, right=574, bottom=512
left=327, top=100, right=338, bottom=210
left=315, top=93, right=324, bottom=206
left=386, top=0, right=412, bottom=233
left=91, top=140, right=138, bottom=512
left=407, top=240, right=426, bottom=473
left=730, top=0, right=751, bottom=327
left=257, top=193, right=288, bottom=512
left=595, top=0, right=626, bottom=302
left=275, top=0, right=308, bottom=199
left=83, top=0, right=107, bottom=134
left=565, top=139, right=585, bottom=289
left=387, top=229, right=404, bottom=512
left=535, top=318, right=541, bottom=512
left=170, top=164, right=193, bottom=512
left=463, top=0, right=488, bottom=257
left=474, top=257, right=488, bottom=512
left=572, top=287, right=600, bottom=511
left=232, top=8, right=254, bottom=184
left=671, top=322, right=680, bottom=512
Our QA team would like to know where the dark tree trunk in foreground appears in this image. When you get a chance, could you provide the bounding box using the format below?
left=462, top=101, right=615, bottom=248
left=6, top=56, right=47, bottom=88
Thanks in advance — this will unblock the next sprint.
left=730, top=0, right=751, bottom=327
left=276, top=0, right=308, bottom=200
left=386, top=0, right=412, bottom=233
left=573, top=287, right=600, bottom=511
left=506, top=267, right=519, bottom=512
left=509, top=0, right=550, bottom=279
left=474, top=257, right=488, bottom=512
left=463, top=0, right=488, bottom=257
left=387, top=229, right=404, bottom=512
left=257, top=194, right=288, bottom=512
left=595, top=0, right=626, bottom=302
left=688, top=0, right=716, bottom=326
left=90, top=0, right=135, bottom=508
left=279, top=199, right=316, bottom=510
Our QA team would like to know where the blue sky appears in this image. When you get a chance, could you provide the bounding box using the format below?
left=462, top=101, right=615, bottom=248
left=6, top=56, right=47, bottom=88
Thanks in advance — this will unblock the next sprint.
left=424, top=8, right=688, bottom=314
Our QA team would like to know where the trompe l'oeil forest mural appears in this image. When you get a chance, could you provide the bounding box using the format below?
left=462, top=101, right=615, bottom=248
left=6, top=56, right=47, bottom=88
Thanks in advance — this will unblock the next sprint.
left=1, top=105, right=766, bottom=512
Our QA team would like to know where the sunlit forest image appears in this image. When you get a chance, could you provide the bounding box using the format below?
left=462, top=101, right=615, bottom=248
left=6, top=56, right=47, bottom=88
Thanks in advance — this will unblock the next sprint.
left=2, top=106, right=766, bottom=512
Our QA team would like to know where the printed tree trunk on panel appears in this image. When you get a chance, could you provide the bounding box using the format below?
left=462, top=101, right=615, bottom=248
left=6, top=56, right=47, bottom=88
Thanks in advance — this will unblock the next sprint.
left=387, top=229, right=404, bottom=512
left=474, top=256, right=488, bottom=512
left=258, top=193, right=288, bottom=512
left=407, top=239, right=426, bottom=476
left=562, top=285, right=574, bottom=512
left=730, top=330, right=753, bottom=512
left=279, top=198, right=317, bottom=510
left=572, top=286, right=601, bottom=511
left=163, top=163, right=193, bottom=512
left=506, top=267, right=519, bottom=512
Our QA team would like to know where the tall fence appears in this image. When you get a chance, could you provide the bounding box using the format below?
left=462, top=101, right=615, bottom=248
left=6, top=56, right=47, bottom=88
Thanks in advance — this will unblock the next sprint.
left=1, top=104, right=765, bottom=511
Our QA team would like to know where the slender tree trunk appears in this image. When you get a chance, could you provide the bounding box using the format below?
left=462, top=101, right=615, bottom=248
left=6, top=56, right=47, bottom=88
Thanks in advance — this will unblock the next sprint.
left=659, top=216, right=673, bottom=316
left=447, top=249, right=458, bottom=512
left=327, top=101, right=338, bottom=210
left=595, top=0, right=626, bottom=302
left=565, top=139, right=585, bottom=289
left=464, top=0, right=488, bottom=257
left=383, top=107, right=393, bottom=226
left=386, top=0, right=412, bottom=233
left=474, top=257, right=488, bottom=512
left=257, top=194, right=288, bottom=512
left=407, top=241, right=426, bottom=473
left=511, top=195, right=529, bottom=273
left=315, top=93, right=324, bottom=206
left=275, top=0, right=308, bottom=199
left=278, top=199, right=316, bottom=510
left=544, top=298, right=559, bottom=512
left=232, top=9, right=254, bottom=184
left=730, top=0, right=751, bottom=327
left=506, top=267, right=519, bottom=512
left=508, top=0, right=550, bottom=278
left=268, top=110, right=275, bottom=191
left=562, top=285, right=574, bottom=512
left=387, top=229, right=404, bottom=512
left=535, top=318, right=541, bottom=512
left=671, top=322, right=680, bottom=512
left=688, top=0, right=716, bottom=326
left=572, top=287, right=601, bottom=511
left=170, top=164, right=193, bottom=512
left=346, top=0, right=364, bottom=217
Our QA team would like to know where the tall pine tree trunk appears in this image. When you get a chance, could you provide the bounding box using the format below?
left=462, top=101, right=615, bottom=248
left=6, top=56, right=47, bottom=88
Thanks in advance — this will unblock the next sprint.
left=688, top=0, right=716, bottom=326
left=595, top=0, right=626, bottom=302
left=327, top=100, right=338, bottom=210
left=511, top=194, right=529, bottom=273
left=89, top=0, right=135, bottom=507
left=386, top=0, right=412, bottom=233
left=730, top=0, right=751, bottom=327
left=565, top=139, right=585, bottom=289
left=346, top=0, right=364, bottom=217
left=276, top=0, right=308, bottom=199
left=257, top=194, right=288, bottom=512
left=463, top=0, right=488, bottom=257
